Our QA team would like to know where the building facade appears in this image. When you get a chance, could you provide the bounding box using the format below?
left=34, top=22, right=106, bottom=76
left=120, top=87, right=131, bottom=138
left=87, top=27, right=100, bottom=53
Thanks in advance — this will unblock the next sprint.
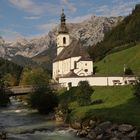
left=53, top=9, right=93, bottom=81
left=52, top=10, right=138, bottom=88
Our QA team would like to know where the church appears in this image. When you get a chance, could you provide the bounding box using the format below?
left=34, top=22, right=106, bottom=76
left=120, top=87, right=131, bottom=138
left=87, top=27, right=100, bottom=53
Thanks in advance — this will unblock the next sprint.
left=53, top=9, right=93, bottom=81
left=52, top=10, right=137, bottom=88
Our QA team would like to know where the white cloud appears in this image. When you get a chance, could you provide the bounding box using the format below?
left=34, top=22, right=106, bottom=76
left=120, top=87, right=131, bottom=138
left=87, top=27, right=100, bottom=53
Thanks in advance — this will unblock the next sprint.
left=94, top=0, right=140, bottom=16
left=8, top=0, right=44, bottom=15
left=38, top=22, right=57, bottom=33
left=60, top=0, right=77, bottom=13
left=8, top=0, right=61, bottom=16
left=24, top=16, right=41, bottom=20
left=8, top=0, right=77, bottom=16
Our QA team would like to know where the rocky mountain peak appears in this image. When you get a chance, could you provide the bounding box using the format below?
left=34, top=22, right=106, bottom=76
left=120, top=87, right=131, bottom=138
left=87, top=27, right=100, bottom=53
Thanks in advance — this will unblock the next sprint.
left=0, top=15, right=123, bottom=62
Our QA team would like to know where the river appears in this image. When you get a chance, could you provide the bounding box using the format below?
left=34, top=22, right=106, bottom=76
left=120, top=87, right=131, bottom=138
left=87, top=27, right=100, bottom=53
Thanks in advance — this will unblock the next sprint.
left=0, top=98, right=88, bottom=140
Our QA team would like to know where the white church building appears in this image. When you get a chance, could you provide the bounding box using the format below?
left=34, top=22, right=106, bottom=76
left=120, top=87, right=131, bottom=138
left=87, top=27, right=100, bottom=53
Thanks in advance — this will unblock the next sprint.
left=52, top=10, right=137, bottom=88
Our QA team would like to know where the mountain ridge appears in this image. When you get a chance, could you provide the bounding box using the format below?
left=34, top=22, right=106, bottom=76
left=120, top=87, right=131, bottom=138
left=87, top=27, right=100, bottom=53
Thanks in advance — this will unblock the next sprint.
left=0, top=15, right=123, bottom=68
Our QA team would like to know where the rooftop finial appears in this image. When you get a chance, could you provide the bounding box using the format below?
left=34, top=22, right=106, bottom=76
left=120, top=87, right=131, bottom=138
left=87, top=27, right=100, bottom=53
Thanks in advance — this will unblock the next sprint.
left=62, top=8, right=64, bottom=14
left=59, top=8, right=68, bottom=33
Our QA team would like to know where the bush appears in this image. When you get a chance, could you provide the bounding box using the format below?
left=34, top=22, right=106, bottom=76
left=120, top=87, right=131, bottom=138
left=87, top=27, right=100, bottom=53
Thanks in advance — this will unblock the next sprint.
left=124, top=67, right=133, bottom=75
left=91, top=99, right=103, bottom=105
left=134, top=80, right=140, bottom=99
left=0, top=80, right=10, bottom=107
left=28, top=85, right=58, bottom=114
left=76, top=81, right=94, bottom=106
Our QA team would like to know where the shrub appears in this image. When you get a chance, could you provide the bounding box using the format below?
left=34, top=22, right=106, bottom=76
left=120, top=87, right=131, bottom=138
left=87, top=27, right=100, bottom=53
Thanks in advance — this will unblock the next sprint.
left=0, top=80, right=10, bottom=107
left=76, top=81, right=94, bottom=106
left=134, top=80, right=140, bottom=99
left=91, top=99, right=103, bottom=105
left=124, top=67, right=133, bottom=75
left=28, top=85, right=58, bottom=114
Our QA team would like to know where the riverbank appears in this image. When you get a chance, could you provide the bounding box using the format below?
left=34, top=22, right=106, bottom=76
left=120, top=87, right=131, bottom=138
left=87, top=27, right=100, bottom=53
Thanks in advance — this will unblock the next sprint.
left=0, top=98, right=89, bottom=140
left=57, top=86, right=140, bottom=139
left=75, top=120, right=139, bottom=139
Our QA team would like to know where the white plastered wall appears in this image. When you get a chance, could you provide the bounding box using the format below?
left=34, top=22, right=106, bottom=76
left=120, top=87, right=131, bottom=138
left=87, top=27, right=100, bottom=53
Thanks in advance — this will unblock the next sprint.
left=74, top=61, right=93, bottom=76
left=59, top=76, right=137, bottom=88
left=57, top=34, right=70, bottom=55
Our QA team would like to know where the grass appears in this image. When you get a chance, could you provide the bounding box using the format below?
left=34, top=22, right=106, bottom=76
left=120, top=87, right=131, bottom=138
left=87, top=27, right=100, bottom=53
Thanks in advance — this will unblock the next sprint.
left=94, top=43, right=140, bottom=76
left=60, top=86, right=140, bottom=127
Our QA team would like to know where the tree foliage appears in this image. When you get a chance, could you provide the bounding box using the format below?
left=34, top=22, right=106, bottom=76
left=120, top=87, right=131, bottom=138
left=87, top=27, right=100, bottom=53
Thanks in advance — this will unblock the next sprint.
left=28, top=85, right=58, bottom=114
left=20, top=66, right=50, bottom=86
left=124, top=67, right=133, bottom=75
left=0, top=79, right=10, bottom=107
left=89, top=4, right=140, bottom=61
left=0, top=57, right=23, bottom=85
left=76, top=81, right=94, bottom=106
left=134, top=80, right=140, bottom=100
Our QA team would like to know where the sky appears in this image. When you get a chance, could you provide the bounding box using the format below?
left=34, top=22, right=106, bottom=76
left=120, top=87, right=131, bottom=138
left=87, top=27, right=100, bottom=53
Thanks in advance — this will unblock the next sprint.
left=0, top=0, right=140, bottom=41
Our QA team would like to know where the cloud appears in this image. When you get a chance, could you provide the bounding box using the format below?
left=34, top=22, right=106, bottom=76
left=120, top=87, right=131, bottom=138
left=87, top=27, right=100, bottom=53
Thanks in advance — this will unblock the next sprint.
left=0, top=28, right=23, bottom=41
left=24, top=16, right=41, bottom=20
left=60, top=0, right=77, bottom=13
left=8, top=0, right=77, bottom=16
left=94, top=0, right=140, bottom=16
left=8, top=0, right=62, bottom=16
left=38, top=22, right=57, bottom=33
left=8, top=0, right=44, bottom=15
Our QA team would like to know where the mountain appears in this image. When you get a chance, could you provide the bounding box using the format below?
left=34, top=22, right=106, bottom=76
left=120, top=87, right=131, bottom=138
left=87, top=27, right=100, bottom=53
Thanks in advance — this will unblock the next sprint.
left=0, top=16, right=123, bottom=68
left=89, top=4, right=140, bottom=61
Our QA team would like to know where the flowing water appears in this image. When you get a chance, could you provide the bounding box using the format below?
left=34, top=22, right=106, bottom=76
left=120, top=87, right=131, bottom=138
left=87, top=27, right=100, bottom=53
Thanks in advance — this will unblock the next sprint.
left=0, top=98, right=88, bottom=140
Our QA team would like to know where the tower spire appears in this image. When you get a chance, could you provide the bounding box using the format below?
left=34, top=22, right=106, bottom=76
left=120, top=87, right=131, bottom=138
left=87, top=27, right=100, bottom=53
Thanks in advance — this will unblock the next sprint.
left=58, top=8, right=68, bottom=33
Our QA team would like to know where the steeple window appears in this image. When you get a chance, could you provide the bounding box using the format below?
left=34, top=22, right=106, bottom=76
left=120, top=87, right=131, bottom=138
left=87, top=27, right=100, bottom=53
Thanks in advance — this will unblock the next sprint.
left=63, top=37, right=66, bottom=44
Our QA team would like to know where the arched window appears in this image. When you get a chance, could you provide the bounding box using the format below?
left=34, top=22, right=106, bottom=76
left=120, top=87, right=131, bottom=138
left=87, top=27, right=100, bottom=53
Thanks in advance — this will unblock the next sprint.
left=63, top=37, right=66, bottom=44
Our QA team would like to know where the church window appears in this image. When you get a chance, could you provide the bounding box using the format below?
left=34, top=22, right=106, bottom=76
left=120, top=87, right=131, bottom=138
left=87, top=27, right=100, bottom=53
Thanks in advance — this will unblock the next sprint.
left=74, top=61, right=77, bottom=69
left=63, top=37, right=66, bottom=44
left=85, top=69, right=88, bottom=72
left=85, top=63, right=87, bottom=66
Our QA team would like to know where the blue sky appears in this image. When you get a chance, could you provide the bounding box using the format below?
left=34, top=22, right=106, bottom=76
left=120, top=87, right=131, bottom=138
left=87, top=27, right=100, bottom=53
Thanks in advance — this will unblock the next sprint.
left=0, top=0, right=140, bottom=41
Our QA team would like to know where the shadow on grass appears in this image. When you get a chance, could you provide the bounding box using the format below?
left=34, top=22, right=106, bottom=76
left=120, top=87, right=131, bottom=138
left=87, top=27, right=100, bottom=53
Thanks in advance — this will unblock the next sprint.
left=83, top=97, right=140, bottom=126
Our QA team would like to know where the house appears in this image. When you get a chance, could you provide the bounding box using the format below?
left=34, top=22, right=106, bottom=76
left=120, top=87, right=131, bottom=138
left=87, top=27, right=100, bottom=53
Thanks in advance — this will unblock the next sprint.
left=52, top=9, right=138, bottom=89
left=52, top=9, right=93, bottom=81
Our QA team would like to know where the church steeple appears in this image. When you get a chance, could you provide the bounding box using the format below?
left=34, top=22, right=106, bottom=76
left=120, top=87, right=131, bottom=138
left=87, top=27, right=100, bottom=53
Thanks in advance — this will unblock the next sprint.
left=57, top=9, right=70, bottom=56
left=58, top=9, right=68, bottom=33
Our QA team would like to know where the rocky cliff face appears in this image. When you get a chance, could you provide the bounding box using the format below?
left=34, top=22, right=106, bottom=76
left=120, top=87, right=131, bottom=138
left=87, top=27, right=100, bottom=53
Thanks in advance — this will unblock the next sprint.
left=0, top=16, right=123, bottom=63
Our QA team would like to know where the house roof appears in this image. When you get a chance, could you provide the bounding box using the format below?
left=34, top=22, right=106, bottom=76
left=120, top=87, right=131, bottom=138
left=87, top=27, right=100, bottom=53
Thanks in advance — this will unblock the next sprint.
left=54, top=39, right=92, bottom=62
left=62, top=70, right=79, bottom=78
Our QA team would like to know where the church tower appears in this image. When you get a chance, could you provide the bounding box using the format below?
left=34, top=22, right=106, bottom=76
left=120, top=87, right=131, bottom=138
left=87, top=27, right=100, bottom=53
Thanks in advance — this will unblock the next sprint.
left=57, top=9, right=70, bottom=55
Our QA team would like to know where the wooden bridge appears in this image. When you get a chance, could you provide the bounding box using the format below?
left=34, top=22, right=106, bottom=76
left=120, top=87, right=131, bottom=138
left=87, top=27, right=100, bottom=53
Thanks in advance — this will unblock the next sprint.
left=7, top=83, right=61, bottom=96
left=8, top=86, right=34, bottom=96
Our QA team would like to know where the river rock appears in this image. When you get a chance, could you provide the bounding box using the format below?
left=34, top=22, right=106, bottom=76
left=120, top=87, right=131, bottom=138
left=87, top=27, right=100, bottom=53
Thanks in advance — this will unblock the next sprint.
left=118, top=124, right=134, bottom=133
left=55, top=110, right=64, bottom=122
left=82, top=120, right=90, bottom=129
left=96, top=133, right=103, bottom=139
left=98, top=121, right=112, bottom=131
left=87, top=130, right=96, bottom=139
left=89, top=120, right=96, bottom=128
left=128, top=129, right=138, bottom=138
left=120, top=136, right=131, bottom=140
left=76, top=129, right=88, bottom=137
left=70, top=121, right=82, bottom=129
left=94, top=127, right=104, bottom=135
left=110, top=137, right=120, bottom=140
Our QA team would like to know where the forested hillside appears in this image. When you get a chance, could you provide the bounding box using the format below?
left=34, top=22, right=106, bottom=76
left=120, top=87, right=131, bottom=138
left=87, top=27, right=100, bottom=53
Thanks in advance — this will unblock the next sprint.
left=0, top=57, right=23, bottom=85
left=89, top=4, right=140, bottom=61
